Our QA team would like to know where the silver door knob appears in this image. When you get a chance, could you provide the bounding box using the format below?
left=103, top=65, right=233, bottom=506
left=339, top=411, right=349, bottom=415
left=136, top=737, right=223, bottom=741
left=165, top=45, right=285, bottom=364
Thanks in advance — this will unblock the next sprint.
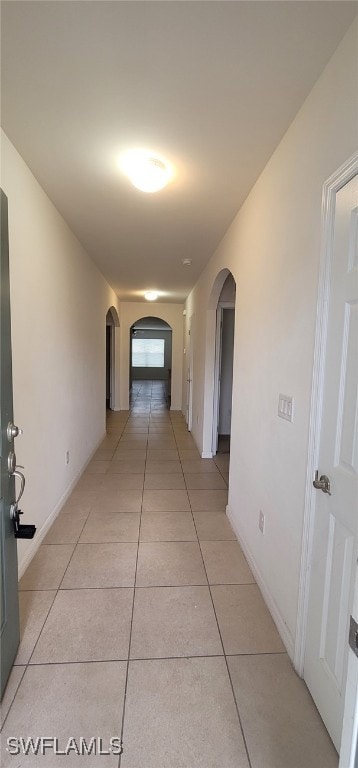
left=7, top=423, right=23, bottom=441
left=313, top=471, right=331, bottom=495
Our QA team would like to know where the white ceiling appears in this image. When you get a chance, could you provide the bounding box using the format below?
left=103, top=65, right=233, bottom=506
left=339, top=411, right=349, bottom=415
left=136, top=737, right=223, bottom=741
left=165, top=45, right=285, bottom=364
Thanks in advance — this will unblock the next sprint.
left=1, top=1, right=356, bottom=303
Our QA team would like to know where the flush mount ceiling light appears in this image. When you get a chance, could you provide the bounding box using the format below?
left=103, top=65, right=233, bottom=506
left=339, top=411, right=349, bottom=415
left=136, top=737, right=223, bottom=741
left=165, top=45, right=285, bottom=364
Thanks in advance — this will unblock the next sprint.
left=144, top=291, right=159, bottom=301
left=182, top=259, right=192, bottom=266
left=121, top=150, right=173, bottom=193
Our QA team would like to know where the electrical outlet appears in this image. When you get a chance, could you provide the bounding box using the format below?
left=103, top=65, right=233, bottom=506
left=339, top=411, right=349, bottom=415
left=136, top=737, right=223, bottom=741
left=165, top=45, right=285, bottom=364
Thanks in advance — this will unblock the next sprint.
left=259, top=510, right=265, bottom=534
left=65, top=450, right=70, bottom=465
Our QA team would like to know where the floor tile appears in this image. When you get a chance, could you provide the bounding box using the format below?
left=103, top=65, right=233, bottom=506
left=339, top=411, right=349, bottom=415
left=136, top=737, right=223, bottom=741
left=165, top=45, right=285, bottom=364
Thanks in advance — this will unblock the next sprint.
left=147, top=439, right=176, bottom=449
left=66, top=483, right=99, bottom=503
left=85, top=460, right=110, bottom=474
left=122, top=428, right=149, bottom=434
left=130, top=586, right=222, bottom=659
left=193, top=511, right=236, bottom=540
left=31, top=588, right=133, bottom=663
left=228, top=654, right=338, bottom=768
left=43, top=512, right=87, bottom=544
left=201, top=541, right=255, bottom=584
left=15, top=590, right=56, bottom=664
left=112, top=448, right=147, bottom=460
left=178, top=449, right=202, bottom=461
left=142, top=490, right=190, bottom=512
left=93, top=448, right=116, bottom=459
left=139, top=512, right=197, bottom=542
left=121, top=657, right=249, bottom=768
left=118, top=436, right=148, bottom=444
left=92, top=488, right=143, bottom=512
left=99, top=437, right=120, bottom=449
left=19, top=545, right=75, bottom=591
left=211, top=584, right=285, bottom=654
left=181, top=459, right=218, bottom=473
left=1, top=662, right=126, bottom=767
left=0, top=665, right=25, bottom=727
left=188, top=489, right=228, bottom=511
left=107, top=459, right=145, bottom=474
left=61, top=543, right=137, bottom=588
left=144, top=473, right=185, bottom=490
left=146, top=461, right=182, bottom=474
left=136, top=542, right=207, bottom=586
left=146, top=449, right=179, bottom=462
left=214, top=455, right=230, bottom=470
left=185, top=473, right=227, bottom=489
left=98, top=489, right=142, bottom=512
left=148, top=427, right=173, bottom=435
left=80, top=510, right=140, bottom=542
left=94, top=473, right=144, bottom=490
left=106, top=427, right=124, bottom=436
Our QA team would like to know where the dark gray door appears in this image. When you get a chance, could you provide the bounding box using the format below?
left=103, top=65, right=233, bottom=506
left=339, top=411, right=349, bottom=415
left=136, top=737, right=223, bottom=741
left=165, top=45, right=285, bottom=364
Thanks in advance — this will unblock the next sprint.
left=0, top=189, right=20, bottom=698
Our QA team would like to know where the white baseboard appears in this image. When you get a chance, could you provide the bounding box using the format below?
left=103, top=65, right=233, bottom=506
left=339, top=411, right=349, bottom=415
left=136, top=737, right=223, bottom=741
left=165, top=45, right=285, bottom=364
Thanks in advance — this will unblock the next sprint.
left=226, top=504, right=295, bottom=662
left=17, top=432, right=106, bottom=580
left=201, top=451, right=213, bottom=459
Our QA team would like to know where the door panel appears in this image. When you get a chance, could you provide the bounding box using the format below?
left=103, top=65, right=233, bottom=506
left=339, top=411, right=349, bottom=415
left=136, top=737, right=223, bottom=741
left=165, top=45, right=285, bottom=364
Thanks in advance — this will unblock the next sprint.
left=0, top=189, right=20, bottom=698
left=304, top=175, right=358, bottom=750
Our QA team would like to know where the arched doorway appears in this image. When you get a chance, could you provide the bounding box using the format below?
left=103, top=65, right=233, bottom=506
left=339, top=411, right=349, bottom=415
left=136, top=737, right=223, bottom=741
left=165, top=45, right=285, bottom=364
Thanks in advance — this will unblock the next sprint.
left=106, top=306, right=119, bottom=410
left=129, top=316, right=172, bottom=409
left=201, top=269, right=236, bottom=476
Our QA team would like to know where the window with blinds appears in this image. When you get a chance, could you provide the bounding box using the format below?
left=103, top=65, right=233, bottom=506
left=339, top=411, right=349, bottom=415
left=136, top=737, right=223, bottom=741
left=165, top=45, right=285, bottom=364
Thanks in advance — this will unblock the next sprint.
left=132, top=338, right=165, bottom=367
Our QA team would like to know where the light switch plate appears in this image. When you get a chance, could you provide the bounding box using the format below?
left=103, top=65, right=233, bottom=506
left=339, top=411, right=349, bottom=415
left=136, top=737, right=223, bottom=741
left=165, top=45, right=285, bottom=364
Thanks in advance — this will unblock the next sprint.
left=278, top=394, right=294, bottom=422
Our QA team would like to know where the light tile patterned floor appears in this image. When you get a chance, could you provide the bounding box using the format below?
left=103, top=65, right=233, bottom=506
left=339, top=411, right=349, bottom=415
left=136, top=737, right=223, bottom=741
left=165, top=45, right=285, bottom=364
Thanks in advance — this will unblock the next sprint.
left=1, top=380, right=338, bottom=767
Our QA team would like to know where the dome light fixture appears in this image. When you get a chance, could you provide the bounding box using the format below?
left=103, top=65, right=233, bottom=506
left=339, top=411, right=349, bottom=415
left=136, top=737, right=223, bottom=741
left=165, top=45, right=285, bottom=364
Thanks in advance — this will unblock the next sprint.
left=121, top=150, right=173, bottom=193
left=144, top=291, right=159, bottom=301
left=182, top=258, right=192, bottom=266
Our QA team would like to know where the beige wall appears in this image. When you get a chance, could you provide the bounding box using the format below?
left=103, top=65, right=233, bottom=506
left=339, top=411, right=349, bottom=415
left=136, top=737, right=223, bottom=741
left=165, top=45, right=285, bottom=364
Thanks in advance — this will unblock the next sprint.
left=184, top=20, right=358, bottom=656
left=1, top=130, right=120, bottom=576
left=119, top=302, right=184, bottom=410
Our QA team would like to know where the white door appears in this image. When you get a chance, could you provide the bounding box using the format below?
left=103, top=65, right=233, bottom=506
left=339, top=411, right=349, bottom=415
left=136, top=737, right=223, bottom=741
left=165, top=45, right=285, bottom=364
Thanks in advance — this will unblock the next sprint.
left=304, top=174, right=358, bottom=751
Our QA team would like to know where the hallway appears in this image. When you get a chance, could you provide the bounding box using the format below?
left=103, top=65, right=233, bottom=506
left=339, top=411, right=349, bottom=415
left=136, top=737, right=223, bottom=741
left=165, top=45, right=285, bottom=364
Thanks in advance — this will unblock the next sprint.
left=0, top=384, right=337, bottom=767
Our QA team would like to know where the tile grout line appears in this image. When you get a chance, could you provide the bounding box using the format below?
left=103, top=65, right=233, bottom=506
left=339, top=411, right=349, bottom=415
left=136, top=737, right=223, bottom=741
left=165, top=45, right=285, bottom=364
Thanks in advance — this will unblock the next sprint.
left=18, top=581, right=260, bottom=592
left=19, top=650, right=287, bottom=669
left=174, top=426, right=253, bottom=768
left=117, top=387, right=150, bottom=768
left=101, top=406, right=137, bottom=768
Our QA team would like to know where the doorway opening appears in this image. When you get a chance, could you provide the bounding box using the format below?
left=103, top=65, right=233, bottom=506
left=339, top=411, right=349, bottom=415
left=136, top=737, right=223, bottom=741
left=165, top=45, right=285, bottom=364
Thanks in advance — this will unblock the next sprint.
left=106, top=307, right=119, bottom=411
left=186, top=314, right=194, bottom=431
left=129, top=316, right=172, bottom=411
left=212, top=274, right=236, bottom=477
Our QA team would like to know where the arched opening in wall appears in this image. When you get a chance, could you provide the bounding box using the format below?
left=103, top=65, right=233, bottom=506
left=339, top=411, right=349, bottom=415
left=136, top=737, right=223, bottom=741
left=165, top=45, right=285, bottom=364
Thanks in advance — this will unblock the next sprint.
left=129, top=316, right=172, bottom=411
left=106, top=306, right=119, bottom=411
left=211, top=272, right=236, bottom=474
